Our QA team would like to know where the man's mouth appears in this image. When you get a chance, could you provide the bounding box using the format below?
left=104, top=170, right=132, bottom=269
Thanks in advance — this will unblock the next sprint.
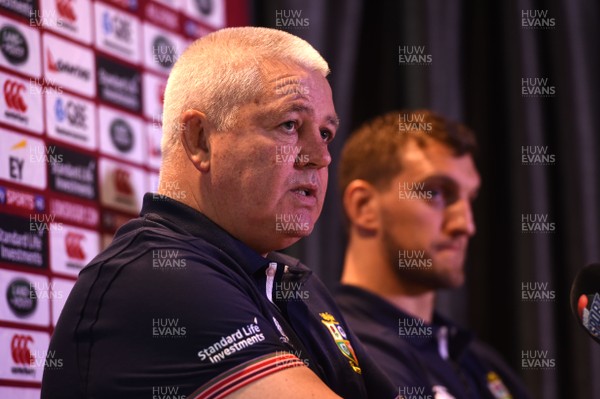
left=292, top=188, right=309, bottom=196
left=291, top=185, right=317, bottom=197
left=436, top=240, right=466, bottom=252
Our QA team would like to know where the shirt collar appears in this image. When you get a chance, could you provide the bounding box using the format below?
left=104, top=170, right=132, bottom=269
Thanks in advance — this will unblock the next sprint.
left=336, top=284, right=473, bottom=356
left=139, top=193, right=270, bottom=275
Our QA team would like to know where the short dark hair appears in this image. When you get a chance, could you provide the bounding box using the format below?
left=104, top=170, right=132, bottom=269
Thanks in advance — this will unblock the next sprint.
left=338, top=109, right=478, bottom=194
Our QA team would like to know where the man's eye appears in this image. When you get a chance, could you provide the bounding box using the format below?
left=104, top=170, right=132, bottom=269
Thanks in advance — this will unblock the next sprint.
left=281, top=121, right=297, bottom=133
left=320, top=129, right=333, bottom=142
left=428, top=188, right=441, bottom=198
left=423, top=186, right=453, bottom=205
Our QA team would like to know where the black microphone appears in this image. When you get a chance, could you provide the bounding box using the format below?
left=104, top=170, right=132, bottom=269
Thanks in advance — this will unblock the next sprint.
left=570, top=263, right=600, bottom=344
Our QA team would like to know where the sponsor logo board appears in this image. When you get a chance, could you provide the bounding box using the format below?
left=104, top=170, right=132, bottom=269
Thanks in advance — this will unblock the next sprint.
left=0, top=14, right=41, bottom=78
left=48, top=145, right=97, bottom=200
left=0, top=129, right=47, bottom=190
left=183, top=0, right=226, bottom=29
left=94, top=1, right=141, bottom=63
left=0, top=186, right=45, bottom=213
left=43, top=32, right=95, bottom=98
left=0, top=327, right=50, bottom=382
left=96, top=55, right=142, bottom=113
left=99, top=105, right=145, bottom=164
left=0, top=0, right=39, bottom=20
left=41, top=0, right=92, bottom=44
left=45, top=89, right=97, bottom=150
left=0, top=269, right=50, bottom=327
left=50, top=224, right=99, bottom=276
left=99, top=157, right=146, bottom=214
left=142, top=22, right=183, bottom=75
left=142, top=71, right=165, bottom=121
left=146, top=122, right=162, bottom=170
left=0, top=71, right=43, bottom=134
left=48, top=197, right=99, bottom=229
left=0, top=213, right=48, bottom=269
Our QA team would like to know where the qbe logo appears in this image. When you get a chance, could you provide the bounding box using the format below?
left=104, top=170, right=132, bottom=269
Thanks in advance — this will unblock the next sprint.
left=102, top=10, right=131, bottom=42
left=46, top=89, right=96, bottom=150
left=95, top=2, right=140, bottom=63
left=55, top=97, right=86, bottom=128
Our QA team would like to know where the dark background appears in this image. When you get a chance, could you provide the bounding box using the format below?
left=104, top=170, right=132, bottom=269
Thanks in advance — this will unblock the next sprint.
left=252, top=0, right=600, bottom=398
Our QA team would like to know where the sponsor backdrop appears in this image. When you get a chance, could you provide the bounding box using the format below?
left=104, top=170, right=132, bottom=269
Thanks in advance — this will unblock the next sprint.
left=0, top=0, right=248, bottom=396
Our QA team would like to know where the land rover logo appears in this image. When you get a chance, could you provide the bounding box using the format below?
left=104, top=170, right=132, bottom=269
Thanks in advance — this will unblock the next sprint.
left=0, top=25, right=28, bottom=65
left=152, top=36, right=175, bottom=68
left=110, top=118, right=134, bottom=152
left=6, top=278, right=37, bottom=318
left=195, top=0, right=213, bottom=15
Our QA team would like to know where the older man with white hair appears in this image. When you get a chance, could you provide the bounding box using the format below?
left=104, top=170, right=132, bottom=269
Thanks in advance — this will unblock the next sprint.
left=42, top=27, right=396, bottom=399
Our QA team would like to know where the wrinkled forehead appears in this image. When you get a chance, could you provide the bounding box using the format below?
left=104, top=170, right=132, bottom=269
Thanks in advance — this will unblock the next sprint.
left=257, top=60, right=328, bottom=97
left=243, top=62, right=337, bottom=125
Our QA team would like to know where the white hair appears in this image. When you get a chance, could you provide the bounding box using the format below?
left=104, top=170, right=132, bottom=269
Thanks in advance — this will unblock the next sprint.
left=160, top=26, right=330, bottom=160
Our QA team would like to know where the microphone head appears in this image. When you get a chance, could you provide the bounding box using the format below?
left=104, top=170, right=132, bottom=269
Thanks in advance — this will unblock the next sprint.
left=570, top=263, right=600, bottom=344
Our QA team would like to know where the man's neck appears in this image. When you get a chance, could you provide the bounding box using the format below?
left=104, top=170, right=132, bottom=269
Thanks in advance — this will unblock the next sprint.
left=382, top=291, right=435, bottom=323
left=341, top=241, right=436, bottom=323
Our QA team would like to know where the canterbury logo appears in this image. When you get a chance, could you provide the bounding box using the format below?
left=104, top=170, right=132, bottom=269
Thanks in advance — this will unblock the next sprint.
left=115, top=168, right=133, bottom=195
left=11, top=335, right=33, bottom=366
left=57, top=0, right=76, bottom=22
left=4, top=80, right=27, bottom=112
left=65, top=231, right=85, bottom=260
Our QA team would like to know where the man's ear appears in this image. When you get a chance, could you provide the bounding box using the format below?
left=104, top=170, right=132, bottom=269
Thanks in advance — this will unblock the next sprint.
left=343, top=180, right=381, bottom=233
left=179, top=109, right=211, bottom=172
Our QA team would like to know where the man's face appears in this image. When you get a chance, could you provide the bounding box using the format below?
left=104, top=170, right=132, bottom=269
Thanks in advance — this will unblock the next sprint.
left=206, top=63, right=338, bottom=254
left=378, top=138, right=480, bottom=290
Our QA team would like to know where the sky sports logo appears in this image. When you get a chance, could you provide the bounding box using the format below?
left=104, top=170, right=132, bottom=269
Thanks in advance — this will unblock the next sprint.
left=0, top=185, right=45, bottom=213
